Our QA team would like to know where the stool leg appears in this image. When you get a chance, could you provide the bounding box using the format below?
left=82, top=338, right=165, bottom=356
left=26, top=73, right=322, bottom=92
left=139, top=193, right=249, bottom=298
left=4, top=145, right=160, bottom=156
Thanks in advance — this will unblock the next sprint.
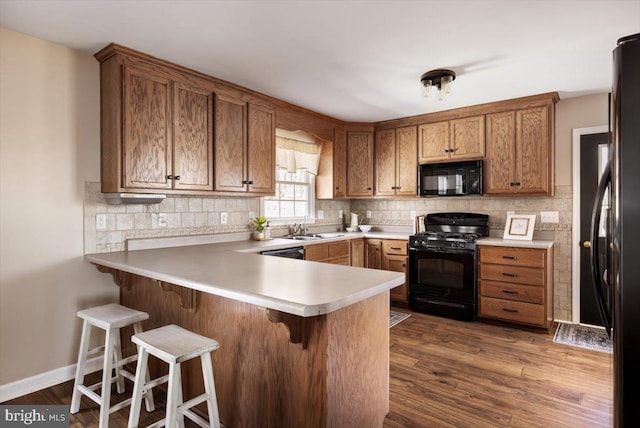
left=133, top=322, right=155, bottom=412
left=127, top=347, right=148, bottom=428
left=166, top=362, right=182, bottom=428
left=201, top=352, right=220, bottom=428
left=113, top=328, right=125, bottom=394
left=98, top=327, right=116, bottom=428
left=70, top=320, right=92, bottom=414
left=176, top=376, right=185, bottom=428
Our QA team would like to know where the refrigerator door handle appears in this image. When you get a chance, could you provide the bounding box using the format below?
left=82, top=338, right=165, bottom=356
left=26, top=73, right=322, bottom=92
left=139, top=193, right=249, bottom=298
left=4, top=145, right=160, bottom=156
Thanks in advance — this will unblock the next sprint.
left=590, top=161, right=613, bottom=337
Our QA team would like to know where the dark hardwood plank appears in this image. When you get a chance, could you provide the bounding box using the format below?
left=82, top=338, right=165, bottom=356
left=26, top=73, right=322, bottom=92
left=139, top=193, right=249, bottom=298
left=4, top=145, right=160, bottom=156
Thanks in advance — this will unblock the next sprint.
left=3, top=310, right=612, bottom=427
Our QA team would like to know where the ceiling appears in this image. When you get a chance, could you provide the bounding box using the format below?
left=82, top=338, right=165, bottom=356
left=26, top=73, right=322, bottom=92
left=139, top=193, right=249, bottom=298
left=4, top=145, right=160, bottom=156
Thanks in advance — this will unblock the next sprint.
left=1, top=0, right=638, bottom=122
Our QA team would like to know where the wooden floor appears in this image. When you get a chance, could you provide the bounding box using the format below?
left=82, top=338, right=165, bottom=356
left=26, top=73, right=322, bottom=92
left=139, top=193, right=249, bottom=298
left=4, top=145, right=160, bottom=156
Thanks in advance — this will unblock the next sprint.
left=4, top=311, right=612, bottom=427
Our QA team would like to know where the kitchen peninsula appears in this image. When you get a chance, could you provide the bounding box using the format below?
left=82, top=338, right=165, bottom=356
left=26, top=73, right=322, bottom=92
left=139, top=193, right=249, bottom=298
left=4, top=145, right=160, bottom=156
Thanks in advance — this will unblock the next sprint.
left=85, top=238, right=405, bottom=427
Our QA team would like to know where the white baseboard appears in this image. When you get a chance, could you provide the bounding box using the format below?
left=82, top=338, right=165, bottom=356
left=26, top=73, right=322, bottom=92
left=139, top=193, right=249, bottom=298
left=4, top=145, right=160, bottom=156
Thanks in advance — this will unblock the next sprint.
left=0, top=356, right=103, bottom=403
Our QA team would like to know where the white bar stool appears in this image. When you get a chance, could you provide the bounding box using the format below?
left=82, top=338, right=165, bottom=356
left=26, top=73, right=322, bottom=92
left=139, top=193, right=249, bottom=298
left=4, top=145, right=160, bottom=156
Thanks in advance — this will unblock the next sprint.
left=70, top=303, right=155, bottom=427
left=128, top=324, right=221, bottom=428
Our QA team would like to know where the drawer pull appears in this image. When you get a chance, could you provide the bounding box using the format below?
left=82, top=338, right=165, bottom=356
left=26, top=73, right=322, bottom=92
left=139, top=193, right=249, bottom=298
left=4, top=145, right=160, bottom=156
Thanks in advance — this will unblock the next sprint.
left=502, top=308, right=519, bottom=313
left=391, top=247, right=403, bottom=251
left=502, top=255, right=517, bottom=260
left=502, top=290, right=518, bottom=295
left=502, top=273, right=518, bottom=278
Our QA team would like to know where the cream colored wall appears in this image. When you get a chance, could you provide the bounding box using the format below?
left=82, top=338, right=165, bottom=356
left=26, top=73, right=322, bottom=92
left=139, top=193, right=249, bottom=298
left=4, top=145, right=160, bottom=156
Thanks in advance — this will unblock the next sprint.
left=555, top=93, right=609, bottom=186
left=0, top=28, right=118, bottom=385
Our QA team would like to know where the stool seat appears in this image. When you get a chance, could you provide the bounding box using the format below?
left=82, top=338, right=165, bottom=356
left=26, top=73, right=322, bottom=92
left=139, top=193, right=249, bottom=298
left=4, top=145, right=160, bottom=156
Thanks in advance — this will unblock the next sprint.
left=132, top=324, right=220, bottom=364
left=129, top=324, right=221, bottom=428
left=77, top=303, right=149, bottom=330
left=71, top=303, right=155, bottom=428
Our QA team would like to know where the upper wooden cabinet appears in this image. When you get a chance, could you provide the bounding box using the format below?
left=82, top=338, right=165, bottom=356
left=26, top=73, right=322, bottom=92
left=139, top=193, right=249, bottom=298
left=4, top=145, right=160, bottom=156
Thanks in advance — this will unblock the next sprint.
left=104, top=59, right=216, bottom=193
left=346, top=129, right=374, bottom=197
left=418, top=115, right=485, bottom=163
left=485, top=105, right=554, bottom=195
left=375, top=126, right=417, bottom=197
left=333, top=127, right=348, bottom=198
left=214, top=96, right=275, bottom=195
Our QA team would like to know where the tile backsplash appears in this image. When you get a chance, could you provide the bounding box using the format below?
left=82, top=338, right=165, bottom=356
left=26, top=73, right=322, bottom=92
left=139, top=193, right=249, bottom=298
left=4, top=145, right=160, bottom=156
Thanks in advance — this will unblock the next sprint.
left=84, top=182, right=573, bottom=322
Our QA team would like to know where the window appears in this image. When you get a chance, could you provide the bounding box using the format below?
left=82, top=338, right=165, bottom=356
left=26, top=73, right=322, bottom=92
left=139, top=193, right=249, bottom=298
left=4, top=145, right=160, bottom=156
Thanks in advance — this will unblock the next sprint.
left=262, top=169, right=315, bottom=221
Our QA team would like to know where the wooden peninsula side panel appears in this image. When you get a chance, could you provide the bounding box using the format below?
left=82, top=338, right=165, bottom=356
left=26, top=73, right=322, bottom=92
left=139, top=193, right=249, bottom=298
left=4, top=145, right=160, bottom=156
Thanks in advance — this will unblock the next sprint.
left=105, top=268, right=390, bottom=427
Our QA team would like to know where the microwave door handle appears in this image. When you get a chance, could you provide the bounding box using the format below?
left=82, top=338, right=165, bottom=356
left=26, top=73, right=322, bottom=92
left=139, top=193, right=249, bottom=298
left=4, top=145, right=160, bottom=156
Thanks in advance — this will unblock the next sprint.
left=589, top=161, right=613, bottom=337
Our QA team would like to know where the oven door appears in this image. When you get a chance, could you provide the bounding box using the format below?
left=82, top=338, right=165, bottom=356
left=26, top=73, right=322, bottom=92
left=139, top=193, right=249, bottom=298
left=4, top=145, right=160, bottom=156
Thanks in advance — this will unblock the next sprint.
left=408, top=246, right=477, bottom=302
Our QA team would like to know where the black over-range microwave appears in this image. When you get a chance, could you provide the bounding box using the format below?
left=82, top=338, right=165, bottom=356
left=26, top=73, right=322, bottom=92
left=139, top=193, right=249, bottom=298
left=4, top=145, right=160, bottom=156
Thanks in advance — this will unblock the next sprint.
left=418, top=160, right=482, bottom=196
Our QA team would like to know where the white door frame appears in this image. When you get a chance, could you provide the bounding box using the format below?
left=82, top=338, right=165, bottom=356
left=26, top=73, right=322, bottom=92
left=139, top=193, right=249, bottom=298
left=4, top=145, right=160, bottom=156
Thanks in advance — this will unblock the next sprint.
left=571, top=125, right=608, bottom=324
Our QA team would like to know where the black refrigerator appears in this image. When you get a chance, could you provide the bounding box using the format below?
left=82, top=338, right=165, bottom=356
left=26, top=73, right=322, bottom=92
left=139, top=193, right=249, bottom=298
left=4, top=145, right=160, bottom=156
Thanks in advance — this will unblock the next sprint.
left=590, top=33, right=640, bottom=427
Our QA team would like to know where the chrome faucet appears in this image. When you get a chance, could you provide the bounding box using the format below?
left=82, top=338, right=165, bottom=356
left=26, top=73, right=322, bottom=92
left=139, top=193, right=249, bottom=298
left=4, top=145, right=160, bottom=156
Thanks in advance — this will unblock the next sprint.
left=290, top=223, right=304, bottom=236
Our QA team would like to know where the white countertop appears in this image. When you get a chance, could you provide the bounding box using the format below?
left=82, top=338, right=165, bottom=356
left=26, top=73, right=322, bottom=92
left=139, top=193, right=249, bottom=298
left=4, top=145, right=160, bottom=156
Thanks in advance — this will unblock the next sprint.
left=477, top=237, right=554, bottom=249
left=85, top=233, right=406, bottom=317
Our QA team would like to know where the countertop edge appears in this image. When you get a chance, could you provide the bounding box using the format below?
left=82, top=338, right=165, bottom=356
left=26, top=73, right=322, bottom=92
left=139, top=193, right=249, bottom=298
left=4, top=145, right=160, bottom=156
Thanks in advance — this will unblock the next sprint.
left=477, top=237, right=554, bottom=249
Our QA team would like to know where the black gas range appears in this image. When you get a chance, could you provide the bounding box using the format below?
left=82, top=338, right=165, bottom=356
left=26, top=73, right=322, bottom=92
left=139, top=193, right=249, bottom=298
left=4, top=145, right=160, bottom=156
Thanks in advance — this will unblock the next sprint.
left=408, top=212, right=489, bottom=321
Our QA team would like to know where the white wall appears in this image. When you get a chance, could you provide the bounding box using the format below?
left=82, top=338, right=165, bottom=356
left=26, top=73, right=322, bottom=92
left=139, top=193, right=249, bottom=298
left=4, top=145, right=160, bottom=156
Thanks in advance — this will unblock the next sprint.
left=0, top=28, right=118, bottom=386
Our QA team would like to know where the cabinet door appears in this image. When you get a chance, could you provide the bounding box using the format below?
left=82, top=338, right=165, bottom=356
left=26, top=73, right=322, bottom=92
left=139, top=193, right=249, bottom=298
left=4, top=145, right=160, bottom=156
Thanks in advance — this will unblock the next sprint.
left=516, top=106, right=550, bottom=194
left=395, top=126, right=418, bottom=196
left=450, top=115, right=485, bottom=160
left=484, top=111, right=516, bottom=195
left=418, top=122, right=449, bottom=163
left=173, top=81, right=214, bottom=191
left=247, top=103, right=275, bottom=194
left=385, top=254, right=408, bottom=304
left=214, top=94, right=247, bottom=192
left=350, top=239, right=365, bottom=267
left=346, top=131, right=373, bottom=197
left=374, top=129, right=396, bottom=196
left=365, top=239, right=382, bottom=270
left=333, top=126, right=347, bottom=198
left=122, top=65, right=172, bottom=189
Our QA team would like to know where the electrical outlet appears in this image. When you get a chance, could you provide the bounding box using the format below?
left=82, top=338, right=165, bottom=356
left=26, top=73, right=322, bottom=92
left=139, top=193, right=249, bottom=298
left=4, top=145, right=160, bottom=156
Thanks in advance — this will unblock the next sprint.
left=158, top=213, right=168, bottom=228
left=221, top=212, right=228, bottom=224
left=317, top=210, right=325, bottom=219
left=249, top=211, right=256, bottom=221
left=96, top=214, right=107, bottom=230
left=410, top=210, right=417, bottom=219
left=540, top=211, right=559, bottom=223
left=366, top=210, right=372, bottom=219
left=338, top=210, right=344, bottom=219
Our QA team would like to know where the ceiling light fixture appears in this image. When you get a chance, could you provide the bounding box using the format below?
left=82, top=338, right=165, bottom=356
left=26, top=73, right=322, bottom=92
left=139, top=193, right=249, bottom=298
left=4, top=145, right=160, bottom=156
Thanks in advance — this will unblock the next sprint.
left=420, top=69, right=456, bottom=101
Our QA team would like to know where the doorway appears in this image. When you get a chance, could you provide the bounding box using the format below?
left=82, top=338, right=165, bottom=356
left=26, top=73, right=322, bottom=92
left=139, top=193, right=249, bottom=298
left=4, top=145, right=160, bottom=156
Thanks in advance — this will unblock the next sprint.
left=571, top=125, right=608, bottom=326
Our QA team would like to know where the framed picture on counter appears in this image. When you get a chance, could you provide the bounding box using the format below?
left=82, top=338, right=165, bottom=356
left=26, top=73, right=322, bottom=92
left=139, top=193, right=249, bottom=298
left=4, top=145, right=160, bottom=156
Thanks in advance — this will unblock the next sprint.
left=503, top=214, right=536, bottom=240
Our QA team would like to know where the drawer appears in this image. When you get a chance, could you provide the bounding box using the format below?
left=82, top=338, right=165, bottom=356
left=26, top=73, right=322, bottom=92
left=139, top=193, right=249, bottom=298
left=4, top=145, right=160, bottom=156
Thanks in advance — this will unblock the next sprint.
left=305, top=244, right=328, bottom=261
left=479, top=246, right=545, bottom=268
left=479, top=296, right=545, bottom=326
left=480, top=280, right=544, bottom=304
left=382, top=240, right=408, bottom=256
left=328, top=241, right=350, bottom=258
left=479, top=264, right=544, bottom=286
left=328, top=256, right=350, bottom=266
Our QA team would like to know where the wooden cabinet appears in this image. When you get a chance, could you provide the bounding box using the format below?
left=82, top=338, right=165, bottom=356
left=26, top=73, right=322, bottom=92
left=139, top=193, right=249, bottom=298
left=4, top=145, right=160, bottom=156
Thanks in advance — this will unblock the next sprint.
left=365, top=239, right=382, bottom=270
left=346, top=130, right=374, bottom=197
left=103, top=58, right=215, bottom=193
left=350, top=238, right=365, bottom=267
left=334, top=126, right=348, bottom=198
left=305, top=241, right=350, bottom=265
left=478, top=245, right=554, bottom=330
left=375, top=126, right=417, bottom=197
left=214, top=97, right=275, bottom=195
left=382, top=240, right=409, bottom=305
left=485, top=106, right=554, bottom=195
left=418, top=115, right=485, bottom=163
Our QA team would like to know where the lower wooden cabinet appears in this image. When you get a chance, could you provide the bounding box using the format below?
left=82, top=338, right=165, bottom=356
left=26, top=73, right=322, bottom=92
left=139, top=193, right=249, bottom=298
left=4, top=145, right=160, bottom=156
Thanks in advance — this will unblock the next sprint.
left=365, top=239, right=382, bottom=270
left=478, top=245, right=553, bottom=330
left=382, top=240, right=408, bottom=306
left=350, top=239, right=365, bottom=267
left=305, top=241, right=350, bottom=265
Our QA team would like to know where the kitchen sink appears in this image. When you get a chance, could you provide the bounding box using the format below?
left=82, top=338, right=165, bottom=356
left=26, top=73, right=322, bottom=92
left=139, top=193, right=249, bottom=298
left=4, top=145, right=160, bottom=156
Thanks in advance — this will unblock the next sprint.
left=282, top=233, right=345, bottom=241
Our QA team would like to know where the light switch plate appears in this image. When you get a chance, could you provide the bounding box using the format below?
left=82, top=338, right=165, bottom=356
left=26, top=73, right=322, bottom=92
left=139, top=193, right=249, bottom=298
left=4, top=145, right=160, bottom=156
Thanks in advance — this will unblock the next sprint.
left=339, top=210, right=344, bottom=219
left=410, top=210, right=417, bottom=219
left=96, top=214, right=107, bottom=230
left=366, top=210, right=372, bottom=218
left=540, top=211, right=559, bottom=223
left=221, top=212, right=228, bottom=224
left=158, top=213, right=168, bottom=228
left=317, top=210, right=324, bottom=219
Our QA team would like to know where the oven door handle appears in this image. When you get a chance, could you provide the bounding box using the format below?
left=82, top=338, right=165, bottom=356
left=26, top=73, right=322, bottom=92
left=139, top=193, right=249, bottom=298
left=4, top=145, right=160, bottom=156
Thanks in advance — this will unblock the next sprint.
left=409, top=247, right=475, bottom=255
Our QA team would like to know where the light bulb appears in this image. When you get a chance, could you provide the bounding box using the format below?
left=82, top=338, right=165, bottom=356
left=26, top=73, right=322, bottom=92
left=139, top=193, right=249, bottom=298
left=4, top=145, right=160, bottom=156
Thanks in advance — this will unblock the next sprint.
left=421, top=79, right=433, bottom=97
left=441, top=74, right=453, bottom=95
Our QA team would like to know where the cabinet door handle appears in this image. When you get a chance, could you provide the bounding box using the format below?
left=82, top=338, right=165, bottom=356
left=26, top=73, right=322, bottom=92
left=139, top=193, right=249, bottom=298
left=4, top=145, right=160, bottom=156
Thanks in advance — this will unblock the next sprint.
left=402, top=264, right=406, bottom=268
left=502, top=290, right=518, bottom=294
left=444, top=149, right=450, bottom=153
left=247, top=180, right=254, bottom=185
left=502, top=255, right=517, bottom=260
left=335, top=186, right=340, bottom=190
left=502, top=308, right=519, bottom=313
left=502, top=272, right=518, bottom=278
left=391, top=247, right=402, bottom=250
left=367, top=187, right=372, bottom=191
left=174, top=175, right=180, bottom=181
left=509, top=182, right=515, bottom=187
left=167, top=175, right=173, bottom=180
left=515, top=182, right=521, bottom=186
